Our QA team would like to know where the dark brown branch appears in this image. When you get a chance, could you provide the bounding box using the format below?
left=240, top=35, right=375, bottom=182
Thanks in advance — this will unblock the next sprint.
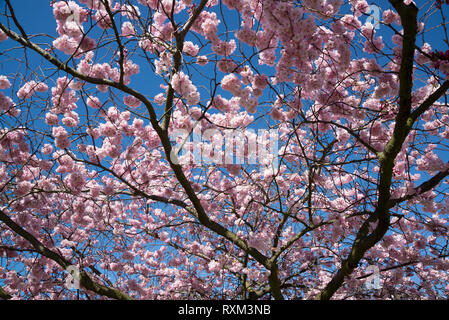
left=5, top=0, right=28, bottom=40
left=388, top=162, right=449, bottom=208
left=0, top=286, right=12, bottom=300
left=410, top=80, right=449, bottom=122
left=101, top=0, right=125, bottom=84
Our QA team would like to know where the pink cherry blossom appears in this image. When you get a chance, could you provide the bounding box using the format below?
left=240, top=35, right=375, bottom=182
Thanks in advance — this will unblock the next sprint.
left=0, top=76, right=11, bottom=89
left=121, top=21, right=136, bottom=38
left=183, top=41, right=199, bottom=56
left=123, top=95, right=141, bottom=108
left=87, top=96, right=102, bottom=109
left=0, top=29, right=7, bottom=41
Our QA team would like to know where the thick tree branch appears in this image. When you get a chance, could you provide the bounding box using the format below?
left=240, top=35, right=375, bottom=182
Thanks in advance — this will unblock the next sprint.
left=268, top=264, right=284, bottom=300
left=0, top=286, right=12, bottom=300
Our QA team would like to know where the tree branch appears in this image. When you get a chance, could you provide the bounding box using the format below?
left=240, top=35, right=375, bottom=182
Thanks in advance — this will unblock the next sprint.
left=0, top=286, right=12, bottom=300
left=388, top=162, right=449, bottom=208
left=410, top=80, right=449, bottom=122
left=0, top=209, right=133, bottom=300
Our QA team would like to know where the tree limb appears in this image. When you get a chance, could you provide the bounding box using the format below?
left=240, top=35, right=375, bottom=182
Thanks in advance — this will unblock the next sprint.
left=0, top=286, right=12, bottom=300
left=0, top=209, right=133, bottom=300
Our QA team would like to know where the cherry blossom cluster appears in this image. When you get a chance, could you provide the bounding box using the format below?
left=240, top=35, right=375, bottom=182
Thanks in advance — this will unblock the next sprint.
left=0, top=76, right=17, bottom=116
left=51, top=1, right=95, bottom=55
left=430, top=50, right=449, bottom=76
left=171, top=71, right=200, bottom=105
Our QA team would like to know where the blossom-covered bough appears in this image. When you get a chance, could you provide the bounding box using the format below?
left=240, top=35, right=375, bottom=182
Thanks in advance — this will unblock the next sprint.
left=0, top=0, right=449, bottom=300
